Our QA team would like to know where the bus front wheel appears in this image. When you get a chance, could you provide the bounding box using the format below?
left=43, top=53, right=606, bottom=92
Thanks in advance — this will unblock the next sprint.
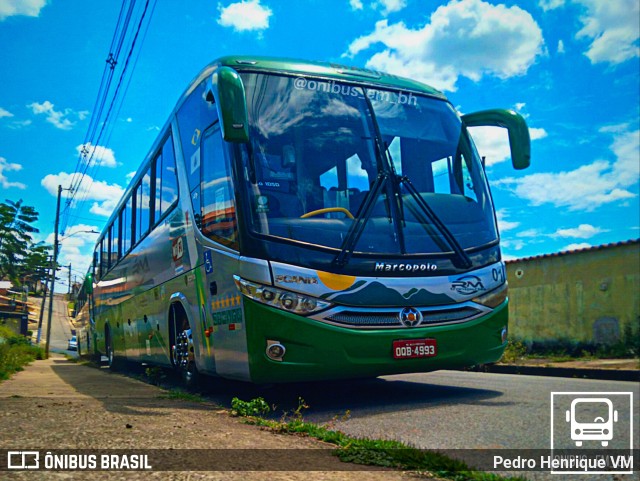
left=170, top=304, right=199, bottom=387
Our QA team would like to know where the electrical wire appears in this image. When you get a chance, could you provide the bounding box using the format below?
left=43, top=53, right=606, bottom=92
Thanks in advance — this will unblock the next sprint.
left=61, top=0, right=156, bottom=234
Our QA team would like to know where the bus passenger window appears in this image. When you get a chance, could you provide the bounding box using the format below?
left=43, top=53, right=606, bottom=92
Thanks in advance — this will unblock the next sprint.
left=201, top=126, right=237, bottom=248
left=137, top=168, right=151, bottom=239
left=100, top=238, right=109, bottom=276
left=122, top=196, right=132, bottom=254
left=129, top=194, right=136, bottom=247
left=112, top=214, right=120, bottom=262
left=156, top=135, right=178, bottom=220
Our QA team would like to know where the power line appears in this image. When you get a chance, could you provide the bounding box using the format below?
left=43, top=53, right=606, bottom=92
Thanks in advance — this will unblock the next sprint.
left=61, top=0, right=156, bottom=234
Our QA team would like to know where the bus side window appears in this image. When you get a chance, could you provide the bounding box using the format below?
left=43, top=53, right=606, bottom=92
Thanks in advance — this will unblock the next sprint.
left=155, top=134, right=179, bottom=221
left=129, top=193, right=137, bottom=247
left=122, top=195, right=132, bottom=254
left=200, top=125, right=238, bottom=248
left=137, top=168, right=151, bottom=240
left=176, top=81, right=217, bottom=222
left=112, top=211, right=120, bottom=263
left=100, top=238, right=109, bottom=277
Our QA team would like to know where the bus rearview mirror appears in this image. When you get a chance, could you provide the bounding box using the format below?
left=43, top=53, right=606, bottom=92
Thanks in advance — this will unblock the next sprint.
left=462, top=109, right=531, bottom=170
left=208, top=67, right=250, bottom=143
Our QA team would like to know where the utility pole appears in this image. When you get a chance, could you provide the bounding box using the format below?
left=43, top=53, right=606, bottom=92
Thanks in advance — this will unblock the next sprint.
left=36, top=256, right=52, bottom=344
left=67, top=263, right=72, bottom=296
left=45, top=185, right=65, bottom=359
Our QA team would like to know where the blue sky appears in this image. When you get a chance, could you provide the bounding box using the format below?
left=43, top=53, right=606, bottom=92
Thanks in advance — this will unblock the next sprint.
left=0, top=0, right=638, bottom=289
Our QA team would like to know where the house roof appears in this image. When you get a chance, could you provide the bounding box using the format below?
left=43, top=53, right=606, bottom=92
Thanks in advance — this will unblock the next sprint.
left=505, top=238, right=639, bottom=264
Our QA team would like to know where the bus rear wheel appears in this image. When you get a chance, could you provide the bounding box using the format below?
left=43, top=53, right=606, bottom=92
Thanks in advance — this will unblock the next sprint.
left=105, top=326, right=118, bottom=370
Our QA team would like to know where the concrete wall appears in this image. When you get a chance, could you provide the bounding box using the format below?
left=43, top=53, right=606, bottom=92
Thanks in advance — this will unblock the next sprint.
left=505, top=240, right=640, bottom=344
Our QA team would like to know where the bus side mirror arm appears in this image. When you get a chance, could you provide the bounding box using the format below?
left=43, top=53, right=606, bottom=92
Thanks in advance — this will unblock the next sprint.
left=462, top=109, right=531, bottom=170
left=207, top=67, right=250, bottom=143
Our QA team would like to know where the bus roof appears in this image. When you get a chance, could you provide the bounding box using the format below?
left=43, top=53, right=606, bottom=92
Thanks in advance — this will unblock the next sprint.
left=212, top=55, right=447, bottom=100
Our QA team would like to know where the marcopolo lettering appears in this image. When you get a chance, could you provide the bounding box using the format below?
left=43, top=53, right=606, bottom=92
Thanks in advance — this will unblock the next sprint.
left=375, top=262, right=437, bottom=272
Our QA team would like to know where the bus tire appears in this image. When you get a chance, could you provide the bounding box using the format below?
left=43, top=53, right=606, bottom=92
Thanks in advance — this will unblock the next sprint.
left=170, top=303, right=199, bottom=388
left=105, top=326, right=120, bottom=370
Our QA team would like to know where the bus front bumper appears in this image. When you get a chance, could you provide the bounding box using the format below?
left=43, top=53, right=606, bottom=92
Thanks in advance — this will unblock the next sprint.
left=244, top=298, right=508, bottom=384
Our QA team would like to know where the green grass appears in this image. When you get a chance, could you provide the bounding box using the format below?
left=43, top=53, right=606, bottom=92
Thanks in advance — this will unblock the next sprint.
left=230, top=396, right=528, bottom=481
left=0, top=325, right=44, bottom=381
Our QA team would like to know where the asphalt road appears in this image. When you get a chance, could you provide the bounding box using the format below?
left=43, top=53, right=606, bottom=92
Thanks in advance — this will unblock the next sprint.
left=41, top=294, right=74, bottom=353
left=199, top=370, right=639, bottom=451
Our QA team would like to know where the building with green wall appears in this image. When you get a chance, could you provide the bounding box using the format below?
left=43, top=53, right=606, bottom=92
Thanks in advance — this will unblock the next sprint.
left=505, top=239, right=639, bottom=344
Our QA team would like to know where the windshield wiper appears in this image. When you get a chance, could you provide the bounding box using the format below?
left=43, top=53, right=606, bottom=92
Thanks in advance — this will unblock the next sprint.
left=399, top=175, right=473, bottom=269
left=334, top=171, right=389, bottom=267
left=334, top=91, right=403, bottom=267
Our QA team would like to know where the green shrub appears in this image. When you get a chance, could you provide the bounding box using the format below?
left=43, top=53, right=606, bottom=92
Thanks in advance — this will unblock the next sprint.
left=0, top=327, right=44, bottom=381
left=230, top=397, right=271, bottom=417
left=500, top=339, right=527, bottom=363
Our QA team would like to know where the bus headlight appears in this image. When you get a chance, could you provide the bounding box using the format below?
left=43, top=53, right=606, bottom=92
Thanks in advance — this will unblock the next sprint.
left=472, top=283, right=508, bottom=308
left=233, top=276, right=331, bottom=315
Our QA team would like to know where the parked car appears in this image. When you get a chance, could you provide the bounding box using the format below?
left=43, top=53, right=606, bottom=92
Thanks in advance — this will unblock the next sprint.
left=67, top=335, right=78, bottom=351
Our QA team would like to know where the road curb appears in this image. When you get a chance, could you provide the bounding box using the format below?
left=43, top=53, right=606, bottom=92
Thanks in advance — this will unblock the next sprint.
left=469, top=364, right=639, bottom=382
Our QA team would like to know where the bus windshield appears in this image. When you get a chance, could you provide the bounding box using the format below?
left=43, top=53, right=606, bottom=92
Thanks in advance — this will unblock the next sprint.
left=239, top=72, right=498, bottom=256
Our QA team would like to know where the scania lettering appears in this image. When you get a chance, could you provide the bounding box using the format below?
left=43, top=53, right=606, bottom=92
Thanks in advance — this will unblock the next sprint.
left=81, top=56, right=531, bottom=384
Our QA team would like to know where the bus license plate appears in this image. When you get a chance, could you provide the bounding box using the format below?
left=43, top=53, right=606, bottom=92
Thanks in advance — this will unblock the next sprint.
left=393, top=339, right=437, bottom=359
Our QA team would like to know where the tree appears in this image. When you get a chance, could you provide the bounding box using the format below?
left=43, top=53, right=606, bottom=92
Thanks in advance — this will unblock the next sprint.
left=0, top=199, right=44, bottom=285
left=17, top=242, right=52, bottom=293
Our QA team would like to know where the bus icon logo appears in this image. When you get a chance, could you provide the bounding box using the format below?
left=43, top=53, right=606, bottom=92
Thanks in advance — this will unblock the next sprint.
left=566, top=397, right=618, bottom=447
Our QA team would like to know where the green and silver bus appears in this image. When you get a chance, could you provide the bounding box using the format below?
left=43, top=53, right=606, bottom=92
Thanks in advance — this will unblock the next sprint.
left=83, top=56, right=530, bottom=384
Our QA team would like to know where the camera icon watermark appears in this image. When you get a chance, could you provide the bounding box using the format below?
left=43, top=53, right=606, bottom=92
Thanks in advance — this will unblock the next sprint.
left=551, top=392, right=634, bottom=474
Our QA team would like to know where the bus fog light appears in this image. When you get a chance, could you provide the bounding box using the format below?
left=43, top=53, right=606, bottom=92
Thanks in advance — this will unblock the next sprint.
left=501, top=327, right=508, bottom=343
left=266, top=340, right=286, bottom=361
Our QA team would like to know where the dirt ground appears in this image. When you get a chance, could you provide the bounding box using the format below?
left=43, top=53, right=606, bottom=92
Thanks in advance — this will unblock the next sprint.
left=0, top=355, right=417, bottom=481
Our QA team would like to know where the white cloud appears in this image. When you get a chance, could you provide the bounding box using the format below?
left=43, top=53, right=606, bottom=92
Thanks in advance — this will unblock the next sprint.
left=538, top=0, right=565, bottom=11
left=76, top=143, right=118, bottom=168
left=7, top=119, right=31, bottom=129
left=516, top=228, right=542, bottom=238
left=41, top=172, right=125, bottom=217
left=0, top=107, right=14, bottom=118
left=575, top=0, right=640, bottom=64
left=0, top=0, right=47, bottom=20
left=28, top=100, right=82, bottom=130
left=349, top=0, right=363, bottom=10
left=345, top=0, right=544, bottom=91
left=496, top=127, right=639, bottom=211
left=562, top=242, right=591, bottom=251
left=218, top=0, right=272, bottom=32
left=469, top=125, right=547, bottom=166
left=376, top=0, right=406, bottom=15
left=0, top=156, right=26, bottom=189
left=552, top=224, right=608, bottom=239
left=501, top=239, right=525, bottom=250
left=45, top=223, right=100, bottom=279
left=557, top=39, right=565, bottom=54
left=496, top=209, right=520, bottom=232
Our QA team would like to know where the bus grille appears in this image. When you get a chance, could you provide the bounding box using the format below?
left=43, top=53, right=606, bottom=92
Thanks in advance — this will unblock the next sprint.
left=323, top=306, right=483, bottom=328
